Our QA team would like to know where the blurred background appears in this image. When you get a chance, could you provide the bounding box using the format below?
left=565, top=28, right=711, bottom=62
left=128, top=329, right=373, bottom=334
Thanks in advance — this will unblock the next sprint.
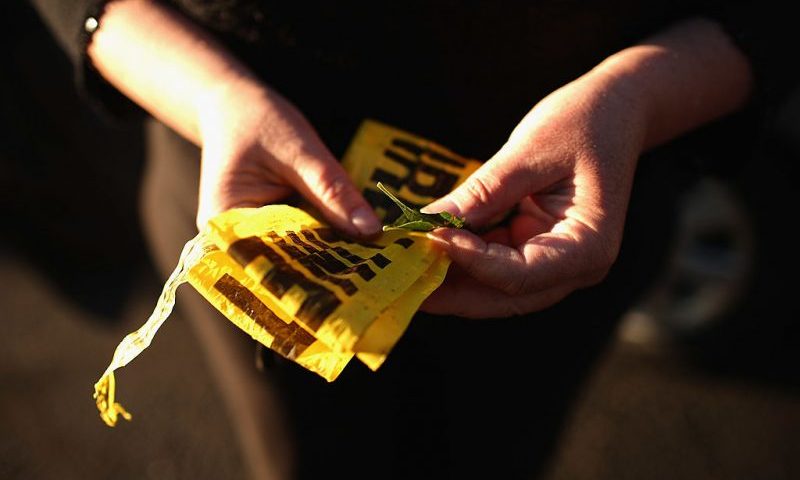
left=2, top=2, right=798, bottom=479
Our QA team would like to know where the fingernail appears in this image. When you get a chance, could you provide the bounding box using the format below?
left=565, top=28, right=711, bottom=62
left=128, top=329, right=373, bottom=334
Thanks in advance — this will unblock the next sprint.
left=420, top=198, right=460, bottom=215
left=425, top=231, right=451, bottom=252
left=350, top=206, right=381, bottom=236
left=428, top=229, right=483, bottom=250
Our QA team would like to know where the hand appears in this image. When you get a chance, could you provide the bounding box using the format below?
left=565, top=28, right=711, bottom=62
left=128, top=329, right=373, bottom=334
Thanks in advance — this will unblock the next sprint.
left=196, top=80, right=380, bottom=236
left=420, top=17, right=753, bottom=318
left=87, top=0, right=380, bottom=237
left=420, top=69, right=647, bottom=318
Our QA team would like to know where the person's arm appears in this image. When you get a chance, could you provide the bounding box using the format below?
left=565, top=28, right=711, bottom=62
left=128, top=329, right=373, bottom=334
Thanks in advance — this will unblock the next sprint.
left=85, top=0, right=381, bottom=235
left=87, top=0, right=235, bottom=143
left=612, top=18, right=752, bottom=149
left=421, top=18, right=753, bottom=318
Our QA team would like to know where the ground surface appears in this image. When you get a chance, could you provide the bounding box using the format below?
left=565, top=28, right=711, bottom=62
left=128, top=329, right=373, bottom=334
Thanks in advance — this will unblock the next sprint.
left=2, top=246, right=798, bottom=480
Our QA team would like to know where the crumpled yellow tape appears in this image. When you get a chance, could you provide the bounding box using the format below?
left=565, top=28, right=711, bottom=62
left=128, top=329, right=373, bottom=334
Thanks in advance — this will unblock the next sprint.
left=93, top=119, right=482, bottom=425
left=93, top=232, right=214, bottom=426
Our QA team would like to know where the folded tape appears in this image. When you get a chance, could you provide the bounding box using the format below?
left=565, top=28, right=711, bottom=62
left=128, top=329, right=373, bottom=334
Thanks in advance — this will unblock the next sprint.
left=93, top=119, right=482, bottom=426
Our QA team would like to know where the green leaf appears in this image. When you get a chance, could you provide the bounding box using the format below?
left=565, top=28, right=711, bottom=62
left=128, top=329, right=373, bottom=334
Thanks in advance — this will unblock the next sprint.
left=376, top=182, right=466, bottom=232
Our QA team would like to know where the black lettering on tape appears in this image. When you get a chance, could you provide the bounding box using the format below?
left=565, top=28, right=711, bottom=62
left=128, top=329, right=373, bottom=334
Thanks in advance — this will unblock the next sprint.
left=407, top=163, right=459, bottom=198
left=373, top=137, right=463, bottom=205
left=362, top=188, right=397, bottom=218
left=309, top=227, right=384, bottom=250
left=370, top=253, right=391, bottom=268
left=228, top=235, right=272, bottom=266
left=213, top=273, right=315, bottom=358
left=394, top=238, right=414, bottom=249
left=330, top=245, right=364, bottom=265
left=270, top=231, right=358, bottom=296
left=287, top=231, right=319, bottom=253
left=228, top=237, right=341, bottom=330
left=392, top=138, right=466, bottom=167
left=370, top=167, right=405, bottom=191
left=302, top=229, right=387, bottom=272
left=300, top=229, right=333, bottom=251
left=312, top=227, right=338, bottom=243
left=374, top=150, right=415, bottom=189
left=267, top=231, right=305, bottom=260
left=347, top=263, right=376, bottom=281
left=299, top=257, right=358, bottom=297
left=313, top=250, right=349, bottom=273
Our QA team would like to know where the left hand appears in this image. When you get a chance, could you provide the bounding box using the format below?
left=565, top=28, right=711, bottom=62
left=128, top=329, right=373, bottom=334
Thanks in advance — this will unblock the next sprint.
left=420, top=68, right=648, bottom=318
left=420, top=18, right=753, bottom=318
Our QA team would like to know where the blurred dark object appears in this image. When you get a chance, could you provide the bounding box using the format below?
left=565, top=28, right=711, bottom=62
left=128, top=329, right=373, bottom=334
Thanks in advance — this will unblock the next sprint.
left=626, top=83, right=800, bottom=387
left=0, top=1, right=149, bottom=318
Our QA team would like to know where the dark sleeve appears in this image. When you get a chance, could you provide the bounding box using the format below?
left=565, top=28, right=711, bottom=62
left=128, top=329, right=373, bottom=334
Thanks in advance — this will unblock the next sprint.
left=706, top=3, right=799, bottom=107
left=26, top=0, right=101, bottom=66
left=26, top=0, right=142, bottom=120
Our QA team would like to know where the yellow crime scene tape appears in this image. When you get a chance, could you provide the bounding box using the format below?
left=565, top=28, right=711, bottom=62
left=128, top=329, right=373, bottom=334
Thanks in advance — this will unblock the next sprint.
left=93, top=119, right=482, bottom=426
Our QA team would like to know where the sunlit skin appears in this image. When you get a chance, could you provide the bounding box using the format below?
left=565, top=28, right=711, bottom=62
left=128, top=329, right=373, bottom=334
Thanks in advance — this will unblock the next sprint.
left=89, top=0, right=382, bottom=237
left=89, top=2, right=752, bottom=318
left=420, top=19, right=752, bottom=317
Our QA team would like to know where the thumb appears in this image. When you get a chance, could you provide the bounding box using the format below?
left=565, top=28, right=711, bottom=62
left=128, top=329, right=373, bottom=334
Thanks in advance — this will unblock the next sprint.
left=289, top=153, right=382, bottom=237
left=421, top=142, right=560, bottom=227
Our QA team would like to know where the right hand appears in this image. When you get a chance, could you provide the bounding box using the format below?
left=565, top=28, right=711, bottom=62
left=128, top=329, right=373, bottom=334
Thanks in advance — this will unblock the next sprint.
left=86, top=0, right=379, bottom=236
left=195, top=79, right=380, bottom=237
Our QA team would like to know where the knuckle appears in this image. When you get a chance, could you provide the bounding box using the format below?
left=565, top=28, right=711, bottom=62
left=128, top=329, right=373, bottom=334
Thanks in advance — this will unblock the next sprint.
left=498, top=274, right=527, bottom=297
left=278, top=139, right=306, bottom=169
left=456, top=252, right=482, bottom=279
left=579, top=235, right=615, bottom=286
left=582, top=229, right=619, bottom=273
left=315, top=174, right=351, bottom=206
left=462, top=176, right=495, bottom=209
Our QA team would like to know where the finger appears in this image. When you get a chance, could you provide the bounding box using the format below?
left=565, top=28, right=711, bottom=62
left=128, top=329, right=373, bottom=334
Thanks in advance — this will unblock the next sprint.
left=427, top=228, right=529, bottom=294
left=509, top=211, right=554, bottom=247
left=197, top=198, right=263, bottom=231
left=428, top=221, right=612, bottom=295
left=518, top=219, right=617, bottom=289
left=476, top=203, right=556, bottom=247
left=420, top=140, right=565, bottom=227
left=283, top=149, right=381, bottom=237
left=196, top=147, right=295, bottom=229
left=480, top=226, right=511, bottom=246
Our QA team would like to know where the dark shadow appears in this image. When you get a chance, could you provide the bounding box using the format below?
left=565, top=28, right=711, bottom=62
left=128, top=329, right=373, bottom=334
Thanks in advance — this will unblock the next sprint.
left=680, top=90, right=800, bottom=389
left=648, top=85, right=800, bottom=390
left=0, top=2, right=153, bottom=320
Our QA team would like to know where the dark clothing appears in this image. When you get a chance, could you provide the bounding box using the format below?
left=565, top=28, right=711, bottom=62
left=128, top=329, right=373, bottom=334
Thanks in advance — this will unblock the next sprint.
left=24, top=1, right=797, bottom=478
left=140, top=114, right=678, bottom=480
left=27, top=0, right=796, bottom=154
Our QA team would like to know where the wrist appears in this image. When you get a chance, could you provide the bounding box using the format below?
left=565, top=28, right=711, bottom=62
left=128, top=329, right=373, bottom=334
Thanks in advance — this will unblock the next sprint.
left=580, top=52, right=653, bottom=153
left=598, top=44, right=680, bottom=140
left=196, top=73, right=269, bottom=145
left=591, top=17, right=752, bottom=150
